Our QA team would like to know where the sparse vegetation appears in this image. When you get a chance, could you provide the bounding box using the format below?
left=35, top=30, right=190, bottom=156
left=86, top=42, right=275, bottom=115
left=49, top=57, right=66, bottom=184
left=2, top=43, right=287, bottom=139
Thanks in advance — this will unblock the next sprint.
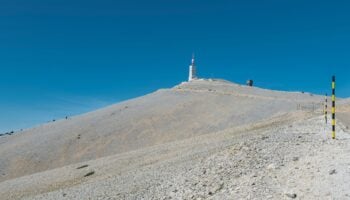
left=0, top=131, right=15, bottom=136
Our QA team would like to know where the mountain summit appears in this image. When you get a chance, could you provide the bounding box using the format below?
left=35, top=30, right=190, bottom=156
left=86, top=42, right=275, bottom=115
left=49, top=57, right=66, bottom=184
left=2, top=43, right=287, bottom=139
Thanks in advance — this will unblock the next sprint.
left=3, top=79, right=349, bottom=200
left=0, top=79, right=323, bottom=182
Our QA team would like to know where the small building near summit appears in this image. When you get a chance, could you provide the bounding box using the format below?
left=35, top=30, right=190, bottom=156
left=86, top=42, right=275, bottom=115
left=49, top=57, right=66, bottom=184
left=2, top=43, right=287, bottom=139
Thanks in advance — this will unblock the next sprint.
left=247, top=80, right=254, bottom=87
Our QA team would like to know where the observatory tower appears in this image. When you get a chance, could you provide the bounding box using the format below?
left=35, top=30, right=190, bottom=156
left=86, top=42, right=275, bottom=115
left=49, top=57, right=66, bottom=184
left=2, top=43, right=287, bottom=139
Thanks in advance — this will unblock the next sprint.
left=188, top=54, right=197, bottom=81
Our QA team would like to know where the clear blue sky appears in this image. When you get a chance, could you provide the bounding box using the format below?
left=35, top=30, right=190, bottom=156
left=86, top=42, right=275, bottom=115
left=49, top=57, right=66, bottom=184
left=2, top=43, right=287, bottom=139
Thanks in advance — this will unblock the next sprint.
left=1, top=0, right=350, bottom=132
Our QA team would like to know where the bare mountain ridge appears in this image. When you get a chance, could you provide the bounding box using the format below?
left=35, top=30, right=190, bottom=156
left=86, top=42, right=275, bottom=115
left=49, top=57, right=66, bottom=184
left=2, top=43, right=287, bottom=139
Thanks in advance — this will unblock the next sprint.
left=0, top=79, right=325, bottom=182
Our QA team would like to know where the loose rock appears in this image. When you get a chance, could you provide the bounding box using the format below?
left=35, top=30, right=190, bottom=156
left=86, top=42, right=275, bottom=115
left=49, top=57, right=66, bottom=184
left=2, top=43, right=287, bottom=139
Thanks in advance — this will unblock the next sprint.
left=285, top=193, right=297, bottom=198
left=84, top=171, right=95, bottom=177
left=329, top=169, right=336, bottom=175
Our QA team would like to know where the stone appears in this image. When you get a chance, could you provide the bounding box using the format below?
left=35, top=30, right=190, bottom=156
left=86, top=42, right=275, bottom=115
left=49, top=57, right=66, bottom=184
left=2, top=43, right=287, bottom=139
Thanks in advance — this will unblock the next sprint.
left=267, top=164, right=276, bottom=170
left=285, top=193, right=297, bottom=198
left=84, top=171, right=95, bottom=177
left=77, top=164, right=88, bottom=169
left=329, top=169, right=336, bottom=175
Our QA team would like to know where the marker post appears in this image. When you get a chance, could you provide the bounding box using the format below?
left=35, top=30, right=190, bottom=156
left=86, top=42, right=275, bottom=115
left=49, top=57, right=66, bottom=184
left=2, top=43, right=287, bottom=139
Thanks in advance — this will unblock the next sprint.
left=331, top=76, right=336, bottom=139
left=324, top=94, right=328, bottom=124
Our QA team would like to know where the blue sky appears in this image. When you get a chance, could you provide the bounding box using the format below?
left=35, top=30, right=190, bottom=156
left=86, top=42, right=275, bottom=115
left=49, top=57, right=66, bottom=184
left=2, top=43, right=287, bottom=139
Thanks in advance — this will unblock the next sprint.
left=1, top=0, right=350, bottom=132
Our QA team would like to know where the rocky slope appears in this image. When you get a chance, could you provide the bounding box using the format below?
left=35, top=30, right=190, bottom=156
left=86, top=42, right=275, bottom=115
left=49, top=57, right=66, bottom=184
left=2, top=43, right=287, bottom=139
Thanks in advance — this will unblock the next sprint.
left=1, top=112, right=349, bottom=200
left=2, top=79, right=348, bottom=200
left=0, top=79, right=324, bottom=182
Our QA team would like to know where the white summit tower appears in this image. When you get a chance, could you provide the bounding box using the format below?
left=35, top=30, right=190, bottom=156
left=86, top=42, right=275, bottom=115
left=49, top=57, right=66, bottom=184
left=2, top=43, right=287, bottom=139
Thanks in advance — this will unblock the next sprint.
left=188, top=54, right=197, bottom=81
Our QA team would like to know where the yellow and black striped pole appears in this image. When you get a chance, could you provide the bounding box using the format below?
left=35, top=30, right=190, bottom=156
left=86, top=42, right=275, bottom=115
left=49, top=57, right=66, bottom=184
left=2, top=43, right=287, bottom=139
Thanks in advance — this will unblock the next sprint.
left=331, top=76, right=336, bottom=139
left=324, top=93, right=328, bottom=124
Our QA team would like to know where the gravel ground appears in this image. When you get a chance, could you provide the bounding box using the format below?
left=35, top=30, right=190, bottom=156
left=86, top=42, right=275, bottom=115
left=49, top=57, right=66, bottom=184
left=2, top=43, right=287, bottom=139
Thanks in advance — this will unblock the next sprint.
left=0, top=79, right=325, bottom=182
left=1, top=79, right=347, bottom=200
left=1, top=111, right=349, bottom=200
